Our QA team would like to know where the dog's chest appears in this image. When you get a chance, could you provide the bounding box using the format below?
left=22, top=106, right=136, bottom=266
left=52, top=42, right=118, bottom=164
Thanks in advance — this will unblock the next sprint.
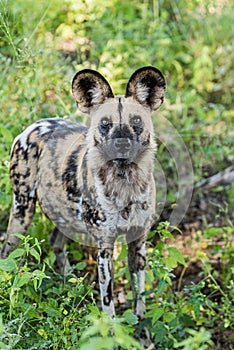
left=88, top=179, right=153, bottom=237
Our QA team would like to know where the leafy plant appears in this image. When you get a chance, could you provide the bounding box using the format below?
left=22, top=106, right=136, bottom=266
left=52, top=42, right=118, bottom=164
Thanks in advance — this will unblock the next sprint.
left=0, top=235, right=95, bottom=349
left=79, top=310, right=143, bottom=350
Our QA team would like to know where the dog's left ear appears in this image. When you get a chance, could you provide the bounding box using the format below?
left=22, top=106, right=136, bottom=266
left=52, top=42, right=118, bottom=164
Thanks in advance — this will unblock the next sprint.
left=125, top=66, right=166, bottom=111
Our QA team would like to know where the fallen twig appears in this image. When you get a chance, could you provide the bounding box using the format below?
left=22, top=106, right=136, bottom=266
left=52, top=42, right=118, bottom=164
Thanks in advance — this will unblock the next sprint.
left=194, top=165, right=234, bottom=190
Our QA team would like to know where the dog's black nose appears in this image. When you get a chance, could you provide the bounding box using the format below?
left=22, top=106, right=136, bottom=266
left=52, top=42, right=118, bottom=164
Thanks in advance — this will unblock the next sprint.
left=114, top=138, right=131, bottom=153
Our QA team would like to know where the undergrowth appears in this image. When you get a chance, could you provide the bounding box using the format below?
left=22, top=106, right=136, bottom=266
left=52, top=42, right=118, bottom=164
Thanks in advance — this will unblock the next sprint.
left=0, top=222, right=233, bottom=349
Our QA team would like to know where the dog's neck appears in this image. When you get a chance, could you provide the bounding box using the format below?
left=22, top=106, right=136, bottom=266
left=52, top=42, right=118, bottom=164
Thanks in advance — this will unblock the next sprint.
left=94, top=159, right=152, bottom=208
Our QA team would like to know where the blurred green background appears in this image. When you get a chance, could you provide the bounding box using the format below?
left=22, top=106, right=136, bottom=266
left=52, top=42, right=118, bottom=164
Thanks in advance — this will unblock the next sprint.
left=0, top=1, right=233, bottom=349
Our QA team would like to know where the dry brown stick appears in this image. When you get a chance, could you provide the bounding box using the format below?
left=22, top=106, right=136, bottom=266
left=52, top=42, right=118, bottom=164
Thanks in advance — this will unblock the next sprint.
left=194, top=165, right=234, bottom=190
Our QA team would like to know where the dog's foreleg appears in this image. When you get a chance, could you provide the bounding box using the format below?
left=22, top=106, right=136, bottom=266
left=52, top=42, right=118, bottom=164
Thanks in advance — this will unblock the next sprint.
left=128, top=235, right=146, bottom=318
left=97, top=239, right=115, bottom=318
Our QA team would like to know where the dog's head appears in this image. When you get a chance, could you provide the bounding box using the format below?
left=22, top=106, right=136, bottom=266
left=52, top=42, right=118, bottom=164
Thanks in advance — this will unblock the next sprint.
left=72, top=67, right=166, bottom=167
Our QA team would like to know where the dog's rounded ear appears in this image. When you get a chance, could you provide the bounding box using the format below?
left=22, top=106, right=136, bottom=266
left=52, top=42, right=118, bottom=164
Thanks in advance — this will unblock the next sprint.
left=125, top=66, right=166, bottom=111
left=72, top=69, right=114, bottom=113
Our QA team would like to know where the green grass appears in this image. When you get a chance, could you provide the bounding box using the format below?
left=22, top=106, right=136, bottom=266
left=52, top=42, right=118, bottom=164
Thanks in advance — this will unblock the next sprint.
left=0, top=0, right=233, bottom=348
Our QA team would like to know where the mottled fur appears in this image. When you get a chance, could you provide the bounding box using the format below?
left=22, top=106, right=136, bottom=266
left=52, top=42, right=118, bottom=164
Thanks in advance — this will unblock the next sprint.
left=2, top=67, right=166, bottom=318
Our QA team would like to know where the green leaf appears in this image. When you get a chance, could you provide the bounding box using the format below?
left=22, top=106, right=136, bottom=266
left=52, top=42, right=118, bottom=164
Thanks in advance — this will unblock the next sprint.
left=168, top=247, right=186, bottom=265
left=163, top=256, right=178, bottom=269
left=164, top=311, right=176, bottom=323
left=123, top=310, right=138, bottom=325
left=153, top=321, right=166, bottom=344
left=12, top=233, right=25, bottom=240
left=193, top=299, right=201, bottom=320
left=29, top=248, right=41, bottom=262
left=152, top=307, right=164, bottom=325
left=204, top=227, right=223, bottom=238
left=0, top=258, right=17, bottom=271
left=68, top=277, right=77, bottom=284
left=25, top=307, right=41, bottom=319
left=75, top=262, right=87, bottom=270
left=45, top=307, right=59, bottom=317
left=180, top=313, right=195, bottom=327
left=147, top=230, right=156, bottom=240
left=156, top=279, right=166, bottom=295
left=15, top=273, right=31, bottom=288
left=32, top=269, right=50, bottom=290
left=161, top=230, right=174, bottom=239
left=156, top=241, right=164, bottom=254
left=7, top=248, right=25, bottom=260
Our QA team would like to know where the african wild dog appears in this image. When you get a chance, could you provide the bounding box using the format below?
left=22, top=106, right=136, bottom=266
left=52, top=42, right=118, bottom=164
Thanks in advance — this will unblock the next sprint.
left=1, top=67, right=166, bottom=318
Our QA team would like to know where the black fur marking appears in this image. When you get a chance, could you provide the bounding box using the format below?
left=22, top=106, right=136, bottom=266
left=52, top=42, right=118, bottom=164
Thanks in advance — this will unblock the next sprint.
left=141, top=134, right=151, bottom=147
left=22, top=149, right=28, bottom=161
left=23, top=169, right=31, bottom=179
left=28, top=142, right=39, bottom=159
left=142, top=73, right=165, bottom=107
left=82, top=200, right=106, bottom=227
left=118, top=97, right=123, bottom=125
left=98, top=117, right=113, bottom=137
left=111, top=125, right=133, bottom=140
left=80, top=78, right=97, bottom=106
left=62, top=146, right=83, bottom=201
left=14, top=195, right=30, bottom=219
left=103, top=279, right=112, bottom=306
left=100, top=249, right=110, bottom=259
left=118, top=97, right=123, bottom=113
left=130, top=115, right=144, bottom=136
left=99, top=264, right=105, bottom=282
left=136, top=253, right=146, bottom=270
left=142, top=201, right=148, bottom=210
left=121, top=205, right=131, bottom=220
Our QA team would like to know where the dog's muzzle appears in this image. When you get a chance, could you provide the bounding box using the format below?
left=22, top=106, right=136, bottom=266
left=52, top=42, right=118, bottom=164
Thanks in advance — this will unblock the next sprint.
left=113, top=138, right=131, bottom=156
left=101, top=138, right=141, bottom=162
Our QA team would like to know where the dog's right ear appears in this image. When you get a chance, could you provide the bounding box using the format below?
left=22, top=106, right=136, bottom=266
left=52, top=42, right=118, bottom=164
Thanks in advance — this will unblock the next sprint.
left=72, top=69, right=114, bottom=113
left=125, top=66, right=166, bottom=111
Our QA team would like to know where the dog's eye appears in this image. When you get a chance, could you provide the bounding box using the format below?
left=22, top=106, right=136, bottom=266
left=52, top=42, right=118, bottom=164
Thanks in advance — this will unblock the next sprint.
left=101, top=118, right=110, bottom=126
left=132, top=116, right=142, bottom=125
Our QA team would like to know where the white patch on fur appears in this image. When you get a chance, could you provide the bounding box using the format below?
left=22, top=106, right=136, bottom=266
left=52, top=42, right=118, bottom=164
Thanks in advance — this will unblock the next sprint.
left=98, top=255, right=115, bottom=317
left=29, top=181, right=38, bottom=198
left=136, top=269, right=146, bottom=317
left=38, top=119, right=66, bottom=136
left=12, top=123, right=39, bottom=153
left=136, top=83, right=149, bottom=102
left=102, top=300, right=115, bottom=317
left=89, top=85, right=103, bottom=104
left=12, top=194, right=17, bottom=210
left=56, top=217, right=66, bottom=224
left=12, top=120, right=67, bottom=153
left=137, top=242, right=146, bottom=257
left=38, top=121, right=54, bottom=135
left=77, top=195, right=83, bottom=221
